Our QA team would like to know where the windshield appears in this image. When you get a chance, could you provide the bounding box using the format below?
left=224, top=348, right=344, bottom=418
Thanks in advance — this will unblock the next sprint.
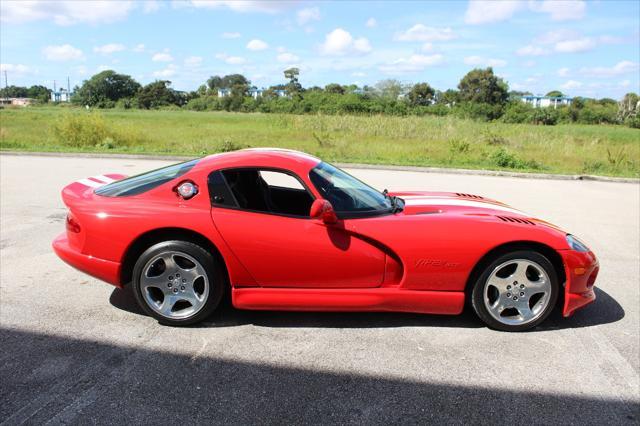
left=95, top=159, right=199, bottom=197
left=309, top=162, right=392, bottom=216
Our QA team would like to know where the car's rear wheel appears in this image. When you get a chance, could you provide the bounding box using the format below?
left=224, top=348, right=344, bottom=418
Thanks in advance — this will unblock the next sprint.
left=132, top=240, right=224, bottom=326
left=471, top=250, right=558, bottom=332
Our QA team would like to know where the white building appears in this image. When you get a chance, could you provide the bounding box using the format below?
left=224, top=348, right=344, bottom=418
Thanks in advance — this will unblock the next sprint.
left=51, top=89, right=73, bottom=102
left=521, top=95, right=572, bottom=109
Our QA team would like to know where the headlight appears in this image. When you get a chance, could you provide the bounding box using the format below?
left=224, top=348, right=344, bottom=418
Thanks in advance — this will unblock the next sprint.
left=566, top=234, right=590, bottom=252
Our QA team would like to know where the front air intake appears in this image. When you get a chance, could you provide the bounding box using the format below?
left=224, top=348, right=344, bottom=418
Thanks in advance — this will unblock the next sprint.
left=496, top=216, right=536, bottom=226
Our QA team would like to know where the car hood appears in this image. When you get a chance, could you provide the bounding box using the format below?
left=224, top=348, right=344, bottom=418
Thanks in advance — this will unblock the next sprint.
left=391, top=191, right=526, bottom=215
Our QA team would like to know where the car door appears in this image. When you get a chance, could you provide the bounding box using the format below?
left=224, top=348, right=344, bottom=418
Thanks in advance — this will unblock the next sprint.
left=208, top=167, right=385, bottom=288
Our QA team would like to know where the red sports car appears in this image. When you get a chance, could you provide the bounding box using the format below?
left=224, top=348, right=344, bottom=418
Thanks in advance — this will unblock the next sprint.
left=53, top=149, right=598, bottom=331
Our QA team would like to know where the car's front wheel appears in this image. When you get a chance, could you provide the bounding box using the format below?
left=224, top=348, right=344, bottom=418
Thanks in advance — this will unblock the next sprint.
left=471, top=250, right=559, bottom=331
left=132, top=240, right=224, bottom=326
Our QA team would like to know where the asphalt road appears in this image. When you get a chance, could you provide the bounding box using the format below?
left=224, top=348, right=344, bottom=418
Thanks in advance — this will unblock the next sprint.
left=1, top=154, right=638, bottom=425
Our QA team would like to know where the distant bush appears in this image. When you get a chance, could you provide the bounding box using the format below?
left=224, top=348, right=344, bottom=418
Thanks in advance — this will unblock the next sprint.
left=53, top=112, right=146, bottom=149
left=531, top=108, right=559, bottom=125
left=490, top=148, right=541, bottom=170
left=53, top=112, right=110, bottom=148
left=115, top=98, right=135, bottom=109
left=624, top=115, right=640, bottom=129
left=502, top=102, right=535, bottom=124
left=185, top=96, right=220, bottom=111
left=453, top=102, right=504, bottom=121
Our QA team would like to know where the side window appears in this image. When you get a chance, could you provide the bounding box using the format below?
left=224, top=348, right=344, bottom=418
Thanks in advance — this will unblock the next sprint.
left=259, top=170, right=305, bottom=190
left=208, top=171, right=237, bottom=207
left=213, top=168, right=313, bottom=217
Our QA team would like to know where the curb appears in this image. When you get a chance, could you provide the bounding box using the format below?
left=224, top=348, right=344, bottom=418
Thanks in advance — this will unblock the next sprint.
left=1, top=150, right=638, bottom=184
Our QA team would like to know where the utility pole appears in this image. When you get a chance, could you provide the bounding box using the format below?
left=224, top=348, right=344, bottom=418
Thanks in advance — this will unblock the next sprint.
left=4, top=71, right=7, bottom=89
left=53, top=80, right=56, bottom=92
left=67, top=76, right=70, bottom=93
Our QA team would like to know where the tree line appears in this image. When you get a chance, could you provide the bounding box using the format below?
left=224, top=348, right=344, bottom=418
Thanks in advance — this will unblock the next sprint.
left=2, top=67, right=638, bottom=128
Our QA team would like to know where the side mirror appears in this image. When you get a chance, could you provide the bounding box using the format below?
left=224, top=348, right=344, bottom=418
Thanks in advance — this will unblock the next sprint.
left=310, top=199, right=338, bottom=225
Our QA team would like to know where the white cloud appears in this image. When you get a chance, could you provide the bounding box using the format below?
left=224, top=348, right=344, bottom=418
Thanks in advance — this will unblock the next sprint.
left=277, top=52, right=299, bottom=63
left=246, top=39, right=269, bottom=51
left=182, top=1, right=292, bottom=14
left=221, top=32, right=241, bottom=39
left=379, top=53, right=444, bottom=73
left=215, top=53, right=247, bottom=65
left=1, top=0, right=134, bottom=25
left=352, top=71, right=366, bottom=77
left=93, top=43, right=126, bottom=54
left=366, top=17, right=377, bottom=28
left=184, top=56, right=203, bottom=67
left=464, top=0, right=523, bottom=24
left=297, top=7, right=320, bottom=25
left=142, top=0, right=161, bottom=13
left=394, top=24, right=455, bottom=42
left=515, top=45, right=549, bottom=56
left=464, top=56, right=507, bottom=67
left=96, top=65, right=111, bottom=72
left=152, top=52, right=174, bottom=62
left=580, top=60, right=639, bottom=77
left=465, top=0, right=586, bottom=24
left=554, top=37, right=595, bottom=53
left=557, top=67, right=570, bottom=77
left=153, top=64, right=177, bottom=78
left=520, top=29, right=596, bottom=56
left=0, top=63, right=31, bottom=74
left=42, top=44, right=84, bottom=61
left=560, top=80, right=583, bottom=90
left=132, top=44, right=145, bottom=52
left=320, top=28, right=372, bottom=56
left=531, top=0, right=586, bottom=21
left=421, top=42, right=433, bottom=52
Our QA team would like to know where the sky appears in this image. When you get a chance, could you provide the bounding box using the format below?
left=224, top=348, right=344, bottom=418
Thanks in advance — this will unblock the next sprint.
left=1, top=0, right=639, bottom=99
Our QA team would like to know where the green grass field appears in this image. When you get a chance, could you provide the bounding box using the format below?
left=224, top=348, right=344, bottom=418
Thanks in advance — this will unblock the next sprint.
left=1, top=106, right=638, bottom=177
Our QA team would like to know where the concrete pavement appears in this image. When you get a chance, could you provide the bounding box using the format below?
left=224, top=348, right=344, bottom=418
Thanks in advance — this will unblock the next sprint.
left=1, top=154, right=638, bottom=424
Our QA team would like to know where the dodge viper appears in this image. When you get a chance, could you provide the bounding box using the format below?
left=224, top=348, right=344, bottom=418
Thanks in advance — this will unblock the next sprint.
left=53, top=149, right=598, bottom=331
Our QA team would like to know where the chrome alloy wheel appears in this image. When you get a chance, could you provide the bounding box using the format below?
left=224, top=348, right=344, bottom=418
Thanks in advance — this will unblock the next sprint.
left=140, top=251, right=210, bottom=319
left=483, top=259, right=552, bottom=326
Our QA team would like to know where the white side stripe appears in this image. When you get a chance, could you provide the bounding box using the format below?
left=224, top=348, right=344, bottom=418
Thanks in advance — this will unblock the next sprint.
left=92, top=175, right=115, bottom=184
left=403, top=198, right=525, bottom=215
left=77, top=178, right=104, bottom=188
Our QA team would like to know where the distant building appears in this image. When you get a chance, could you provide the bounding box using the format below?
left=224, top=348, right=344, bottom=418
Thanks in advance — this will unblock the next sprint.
left=217, top=88, right=231, bottom=97
left=521, top=95, right=572, bottom=109
left=0, top=97, right=34, bottom=106
left=51, top=88, right=73, bottom=102
left=248, top=87, right=264, bottom=99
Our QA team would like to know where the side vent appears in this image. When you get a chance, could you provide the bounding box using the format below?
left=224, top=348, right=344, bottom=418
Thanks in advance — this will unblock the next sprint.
left=496, top=216, right=536, bottom=226
left=456, top=193, right=484, bottom=199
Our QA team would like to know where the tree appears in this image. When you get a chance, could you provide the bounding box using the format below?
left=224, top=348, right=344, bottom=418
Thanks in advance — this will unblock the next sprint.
left=284, top=67, right=302, bottom=96
left=207, top=76, right=224, bottom=91
left=618, top=92, right=639, bottom=121
left=27, top=85, right=51, bottom=103
left=72, top=70, right=140, bottom=107
left=0, top=85, right=28, bottom=98
left=457, top=67, right=509, bottom=105
left=375, top=79, right=406, bottom=100
left=324, top=83, right=345, bottom=94
left=407, top=82, right=435, bottom=106
left=437, top=89, right=459, bottom=106
left=136, top=80, right=181, bottom=109
left=545, top=90, right=564, bottom=98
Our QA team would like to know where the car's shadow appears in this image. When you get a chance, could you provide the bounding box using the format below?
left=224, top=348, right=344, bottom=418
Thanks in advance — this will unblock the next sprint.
left=109, top=286, right=624, bottom=331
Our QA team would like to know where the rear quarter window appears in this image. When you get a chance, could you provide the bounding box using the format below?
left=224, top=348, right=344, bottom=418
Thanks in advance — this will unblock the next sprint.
left=95, top=159, right=199, bottom=197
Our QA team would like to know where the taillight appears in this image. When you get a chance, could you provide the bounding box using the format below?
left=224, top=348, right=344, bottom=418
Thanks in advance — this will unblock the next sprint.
left=66, top=214, right=81, bottom=233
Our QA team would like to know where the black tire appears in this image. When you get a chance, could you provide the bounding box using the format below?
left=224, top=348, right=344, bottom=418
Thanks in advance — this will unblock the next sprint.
left=132, top=240, right=225, bottom=326
left=471, top=250, right=559, bottom=332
